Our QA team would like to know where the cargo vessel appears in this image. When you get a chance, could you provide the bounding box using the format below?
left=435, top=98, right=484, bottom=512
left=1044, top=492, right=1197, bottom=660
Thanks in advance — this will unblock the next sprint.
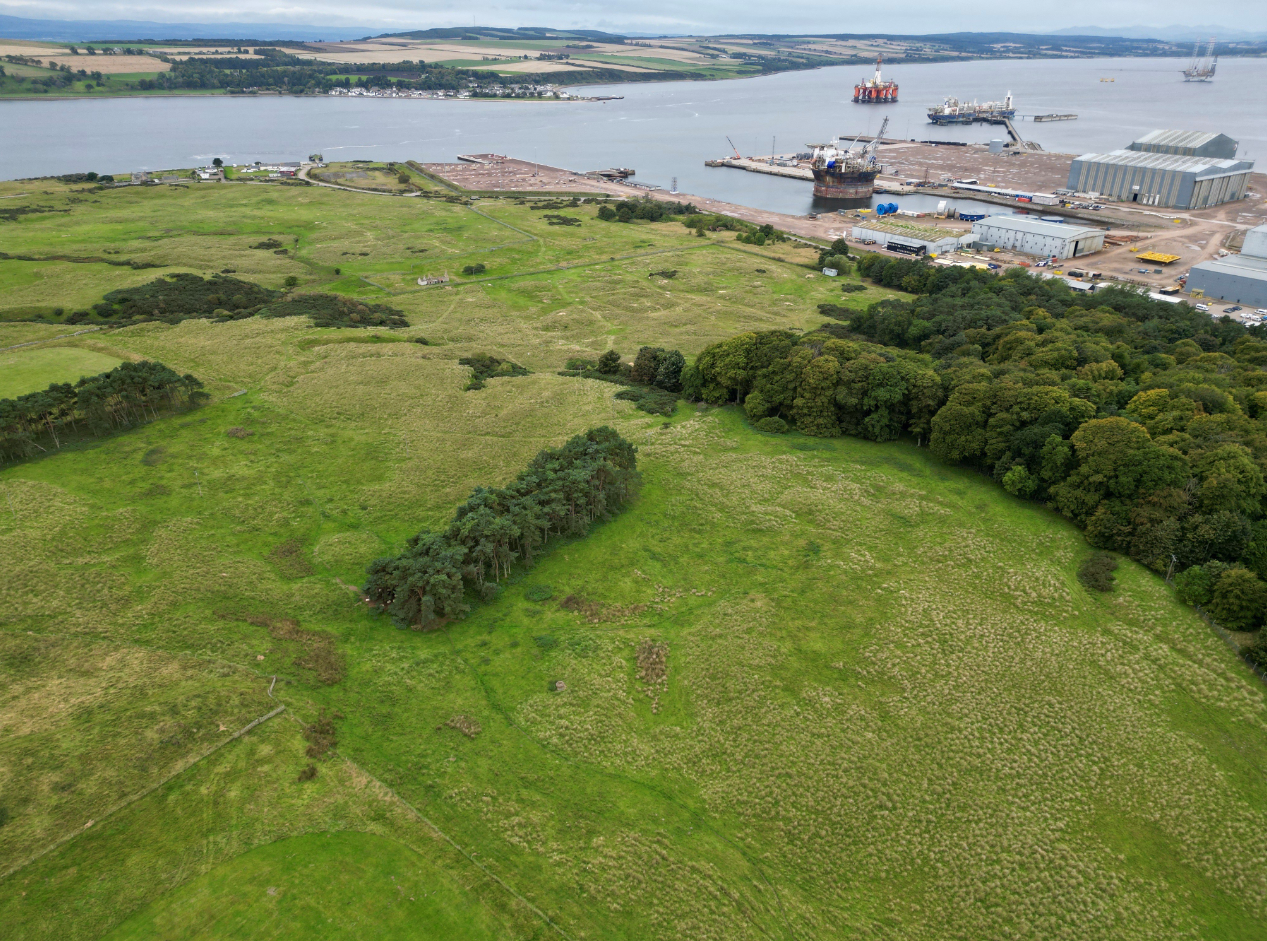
left=809, top=117, right=888, bottom=200
left=927, top=92, right=1015, bottom=125
left=853, top=55, right=898, bottom=104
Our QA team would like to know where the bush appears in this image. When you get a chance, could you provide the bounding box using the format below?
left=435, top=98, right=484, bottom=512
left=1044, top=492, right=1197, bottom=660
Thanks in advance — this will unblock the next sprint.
left=744, top=391, right=770, bottom=421
left=459, top=353, right=529, bottom=390
left=1077, top=552, right=1118, bottom=592
left=461, top=263, right=487, bottom=276
left=535, top=635, right=558, bottom=649
left=597, top=350, right=622, bottom=375
left=260, top=293, right=407, bottom=329
left=841, top=282, right=867, bottom=293
left=1173, top=563, right=1224, bottom=606
left=524, top=584, right=553, bottom=602
left=283, top=275, right=299, bottom=287
left=756, top=416, right=789, bottom=434
left=1208, top=567, right=1267, bottom=631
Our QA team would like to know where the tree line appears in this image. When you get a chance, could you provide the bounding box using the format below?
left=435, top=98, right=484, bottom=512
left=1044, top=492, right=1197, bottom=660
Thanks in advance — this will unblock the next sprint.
left=364, top=427, right=639, bottom=630
left=686, top=261, right=1267, bottom=636
left=0, top=361, right=207, bottom=464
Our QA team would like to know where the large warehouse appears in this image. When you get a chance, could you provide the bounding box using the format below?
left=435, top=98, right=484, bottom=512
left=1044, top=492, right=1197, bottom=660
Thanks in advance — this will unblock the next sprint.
left=851, top=221, right=963, bottom=256
left=971, top=216, right=1105, bottom=259
left=1066, top=149, right=1254, bottom=209
left=1187, top=225, right=1267, bottom=308
left=1128, top=130, right=1240, bottom=160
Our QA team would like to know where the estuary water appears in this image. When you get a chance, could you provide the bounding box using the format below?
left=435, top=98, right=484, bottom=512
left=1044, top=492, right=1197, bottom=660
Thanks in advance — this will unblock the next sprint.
left=2, top=55, right=1265, bottom=217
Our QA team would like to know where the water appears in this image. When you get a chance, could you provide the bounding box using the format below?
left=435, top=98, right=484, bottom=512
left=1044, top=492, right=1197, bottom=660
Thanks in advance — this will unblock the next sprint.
left=3, top=56, right=1264, bottom=217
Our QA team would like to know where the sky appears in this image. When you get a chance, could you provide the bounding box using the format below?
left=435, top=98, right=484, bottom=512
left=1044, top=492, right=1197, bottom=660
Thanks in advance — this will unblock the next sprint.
left=1, top=0, right=1264, bottom=35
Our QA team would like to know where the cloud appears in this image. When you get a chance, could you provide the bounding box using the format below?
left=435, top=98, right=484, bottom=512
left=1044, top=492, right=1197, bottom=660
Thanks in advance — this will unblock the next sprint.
left=0, top=0, right=1263, bottom=34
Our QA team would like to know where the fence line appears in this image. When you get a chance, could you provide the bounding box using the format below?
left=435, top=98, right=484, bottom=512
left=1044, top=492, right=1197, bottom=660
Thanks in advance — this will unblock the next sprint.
left=0, top=704, right=285, bottom=883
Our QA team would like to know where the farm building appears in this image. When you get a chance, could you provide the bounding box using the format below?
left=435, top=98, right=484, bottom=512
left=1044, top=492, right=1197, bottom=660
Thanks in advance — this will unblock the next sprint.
left=1128, top=130, right=1240, bottom=160
left=971, top=216, right=1105, bottom=259
left=1066, top=150, right=1254, bottom=209
left=1187, top=225, right=1267, bottom=308
left=851, top=221, right=963, bottom=256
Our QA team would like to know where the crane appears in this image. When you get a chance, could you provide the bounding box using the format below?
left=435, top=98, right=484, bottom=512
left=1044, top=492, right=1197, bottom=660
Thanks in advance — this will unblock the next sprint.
left=726, top=136, right=741, bottom=159
left=861, top=116, right=889, bottom=166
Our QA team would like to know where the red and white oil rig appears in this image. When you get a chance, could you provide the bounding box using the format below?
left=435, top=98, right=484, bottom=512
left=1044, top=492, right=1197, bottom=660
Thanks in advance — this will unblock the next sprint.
left=853, top=54, right=898, bottom=104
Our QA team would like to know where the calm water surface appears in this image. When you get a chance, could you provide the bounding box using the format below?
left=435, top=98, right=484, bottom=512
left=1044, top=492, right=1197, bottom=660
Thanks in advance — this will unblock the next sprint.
left=3, top=56, right=1264, bottom=216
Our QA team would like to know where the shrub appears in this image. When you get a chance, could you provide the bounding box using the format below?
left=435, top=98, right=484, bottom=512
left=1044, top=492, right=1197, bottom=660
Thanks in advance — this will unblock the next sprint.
left=461, top=263, right=487, bottom=276
left=524, top=584, right=553, bottom=602
left=1208, top=567, right=1267, bottom=631
left=756, top=416, right=789, bottom=434
left=744, top=391, right=770, bottom=421
left=1174, top=563, right=1224, bottom=606
left=283, top=275, right=299, bottom=287
left=597, top=350, right=622, bottom=374
left=459, top=353, right=529, bottom=390
left=260, top=293, right=407, bottom=329
left=1077, top=552, right=1118, bottom=592
left=841, top=282, right=867, bottom=293
left=535, top=635, right=558, bottom=650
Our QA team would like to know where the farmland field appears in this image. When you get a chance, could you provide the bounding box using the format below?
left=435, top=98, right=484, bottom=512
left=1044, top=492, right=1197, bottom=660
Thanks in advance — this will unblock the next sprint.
left=0, top=347, right=124, bottom=398
left=2, top=176, right=1266, bottom=941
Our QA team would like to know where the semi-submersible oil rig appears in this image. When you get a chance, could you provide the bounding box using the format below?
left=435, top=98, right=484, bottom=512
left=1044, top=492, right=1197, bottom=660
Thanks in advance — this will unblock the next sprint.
left=853, top=55, right=898, bottom=103
left=809, top=116, right=888, bottom=200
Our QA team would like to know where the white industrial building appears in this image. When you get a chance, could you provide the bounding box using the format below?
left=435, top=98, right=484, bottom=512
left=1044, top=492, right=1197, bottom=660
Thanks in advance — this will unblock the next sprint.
left=851, top=221, right=963, bottom=256
left=971, top=215, right=1105, bottom=259
left=1187, top=225, right=1267, bottom=308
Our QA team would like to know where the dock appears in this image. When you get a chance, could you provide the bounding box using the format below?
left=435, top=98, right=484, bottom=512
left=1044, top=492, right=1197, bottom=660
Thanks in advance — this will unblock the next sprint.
left=703, top=157, right=813, bottom=181
left=1033, top=113, right=1077, bottom=122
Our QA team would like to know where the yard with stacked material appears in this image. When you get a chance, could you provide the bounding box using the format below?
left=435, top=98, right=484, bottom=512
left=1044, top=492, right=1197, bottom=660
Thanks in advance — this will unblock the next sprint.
left=2, top=177, right=1266, bottom=941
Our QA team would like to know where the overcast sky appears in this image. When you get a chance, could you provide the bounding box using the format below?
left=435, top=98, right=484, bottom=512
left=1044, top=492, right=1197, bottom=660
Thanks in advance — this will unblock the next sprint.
left=2, top=0, right=1265, bottom=34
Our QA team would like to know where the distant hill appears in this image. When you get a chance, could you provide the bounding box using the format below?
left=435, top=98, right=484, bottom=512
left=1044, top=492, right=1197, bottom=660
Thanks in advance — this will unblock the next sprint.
left=0, top=14, right=370, bottom=42
left=372, top=26, right=628, bottom=42
left=1047, top=25, right=1267, bottom=42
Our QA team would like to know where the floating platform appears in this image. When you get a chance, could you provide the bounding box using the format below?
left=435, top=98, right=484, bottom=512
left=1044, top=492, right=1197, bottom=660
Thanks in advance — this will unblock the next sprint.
left=1033, top=113, right=1077, bottom=122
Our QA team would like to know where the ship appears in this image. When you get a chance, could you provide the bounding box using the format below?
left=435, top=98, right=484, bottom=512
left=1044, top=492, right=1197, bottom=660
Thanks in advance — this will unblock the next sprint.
left=853, top=55, right=898, bottom=104
left=809, top=117, right=888, bottom=200
left=1181, top=38, right=1217, bottom=81
left=927, top=92, right=1015, bottom=125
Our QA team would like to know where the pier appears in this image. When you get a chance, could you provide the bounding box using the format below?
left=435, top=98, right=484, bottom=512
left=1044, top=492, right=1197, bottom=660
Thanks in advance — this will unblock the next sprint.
left=702, top=157, right=813, bottom=181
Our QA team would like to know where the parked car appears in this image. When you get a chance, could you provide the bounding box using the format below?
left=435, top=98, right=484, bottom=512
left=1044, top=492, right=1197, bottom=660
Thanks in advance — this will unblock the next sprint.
left=1225, top=306, right=1243, bottom=312
left=1195, top=304, right=1210, bottom=312
left=1257, top=309, right=1267, bottom=316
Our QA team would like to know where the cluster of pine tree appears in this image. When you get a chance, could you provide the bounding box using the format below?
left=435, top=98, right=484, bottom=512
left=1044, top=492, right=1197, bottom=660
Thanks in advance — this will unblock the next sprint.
left=689, top=262, right=1267, bottom=637
left=0, top=361, right=207, bottom=463
left=364, top=427, right=639, bottom=630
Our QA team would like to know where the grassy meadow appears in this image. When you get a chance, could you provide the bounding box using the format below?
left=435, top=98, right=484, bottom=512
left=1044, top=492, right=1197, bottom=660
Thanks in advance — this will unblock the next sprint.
left=2, top=178, right=1267, bottom=941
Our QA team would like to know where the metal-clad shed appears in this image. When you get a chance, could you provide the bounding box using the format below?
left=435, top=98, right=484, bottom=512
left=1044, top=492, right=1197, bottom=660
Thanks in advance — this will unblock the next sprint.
left=1066, top=150, right=1254, bottom=209
left=1187, top=254, right=1267, bottom=308
left=1128, top=130, right=1239, bottom=160
left=1242, top=224, right=1267, bottom=260
left=851, top=221, right=961, bottom=256
left=970, top=216, right=1104, bottom=259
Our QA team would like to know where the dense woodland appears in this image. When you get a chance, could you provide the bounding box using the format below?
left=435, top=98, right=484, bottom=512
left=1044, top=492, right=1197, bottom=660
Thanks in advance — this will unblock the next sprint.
left=83, top=273, right=406, bottom=328
left=688, top=259, right=1267, bottom=637
left=0, top=361, right=206, bottom=463
left=365, top=427, right=639, bottom=629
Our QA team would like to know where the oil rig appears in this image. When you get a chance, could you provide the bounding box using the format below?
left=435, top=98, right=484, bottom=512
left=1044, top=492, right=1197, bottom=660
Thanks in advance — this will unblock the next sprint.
left=1181, top=39, right=1218, bottom=81
left=853, top=55, right=898, bottom=104
left=809, top=116, right=888, bottom=200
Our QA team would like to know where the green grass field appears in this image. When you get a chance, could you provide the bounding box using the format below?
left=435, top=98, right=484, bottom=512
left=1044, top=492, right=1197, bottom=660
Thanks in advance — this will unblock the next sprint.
left=2, top=177, right=1266, bottom=941
left=0, top=347, right=124, bottom=397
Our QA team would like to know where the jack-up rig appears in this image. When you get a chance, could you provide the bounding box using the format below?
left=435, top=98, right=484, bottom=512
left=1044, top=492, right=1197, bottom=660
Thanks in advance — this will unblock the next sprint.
left=1181, top=39, right=1218, bottom=82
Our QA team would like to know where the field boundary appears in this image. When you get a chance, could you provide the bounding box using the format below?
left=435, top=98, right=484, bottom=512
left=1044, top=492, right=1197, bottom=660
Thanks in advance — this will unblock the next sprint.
left=0, top=703, right=286, bottom=884
left=334, top=750, right=578, bottom=940
left=0, top=326, right=105, bottom=353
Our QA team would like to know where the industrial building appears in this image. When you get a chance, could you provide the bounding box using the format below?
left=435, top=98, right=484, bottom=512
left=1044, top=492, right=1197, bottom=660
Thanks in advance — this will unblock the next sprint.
left=1067, top=149, right=1254, bottom=209
left=1187, top=225, right=1267, bottom=308
left=851, top=221, right=963, bottom=256
left=970, top=216, right=1105, bottom=259
left=1128, top=130, right=1240, bottom=160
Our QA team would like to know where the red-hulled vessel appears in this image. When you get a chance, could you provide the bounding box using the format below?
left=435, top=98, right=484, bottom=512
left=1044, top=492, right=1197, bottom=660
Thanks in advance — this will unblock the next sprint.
left=853, top=54, right=898, bottom=104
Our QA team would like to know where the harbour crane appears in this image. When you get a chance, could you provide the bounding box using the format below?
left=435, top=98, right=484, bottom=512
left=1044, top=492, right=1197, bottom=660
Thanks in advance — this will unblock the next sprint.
left=861, top=116, right=890, bottom=167
left=726, top=136, right=741, bottom=159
